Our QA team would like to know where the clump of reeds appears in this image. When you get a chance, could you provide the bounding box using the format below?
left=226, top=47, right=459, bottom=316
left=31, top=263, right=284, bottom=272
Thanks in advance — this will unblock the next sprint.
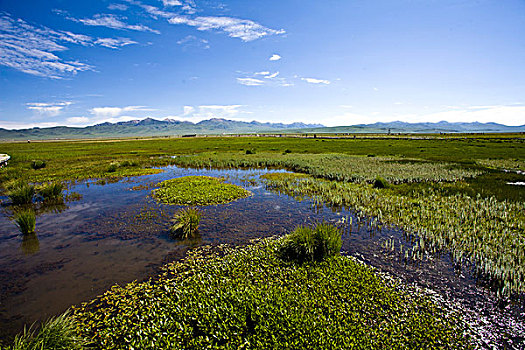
left=277, top=222, right=342, bottom=264
left=8, top=183, right=35, bottom=205
left=14, top=209, right=36, bottom=235
left=170, top=207, right=202, bottom=238
left=10, top=311, right=86, bottom=350
left=38, top=182, right=64, bottom=201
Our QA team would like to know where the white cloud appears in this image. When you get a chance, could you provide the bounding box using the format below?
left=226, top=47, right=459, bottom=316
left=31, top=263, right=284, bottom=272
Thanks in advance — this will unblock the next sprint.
left=0, top=13, right=140, bottom=78
left=161, top=0, right=182, bottom=6
left=108, top=3, right=129, bottom=11
left=66, top=116, right=90, bottom=125
left=167, top=15, right=285, bottom=41
left=177, top=35, right=210, bottom=49
left=183, top=106, right=195, bottom=115
left=26, top=102, right=72, bottom=116
left=94, top=37, right=137, bottom=48
left=0, top=14, right=94, bottom=78
left=237, top=77, right=265, bottom=86
left=237, top=71, right=291, bottom=87
left=269, top=54, right=281, bottom=61
left=90, top=106, right=156, bottom=118
left=301, top=77, right=331, bottom=85
left=72, top=14, right=160, bottom=34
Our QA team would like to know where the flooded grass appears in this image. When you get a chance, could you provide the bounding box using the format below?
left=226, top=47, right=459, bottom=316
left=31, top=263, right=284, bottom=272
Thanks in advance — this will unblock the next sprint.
left=261, top=173, right=525, bottom=295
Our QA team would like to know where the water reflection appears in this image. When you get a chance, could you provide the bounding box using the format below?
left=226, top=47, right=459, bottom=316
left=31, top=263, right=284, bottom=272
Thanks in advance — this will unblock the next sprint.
left=20, top=232, right=39, bottom=255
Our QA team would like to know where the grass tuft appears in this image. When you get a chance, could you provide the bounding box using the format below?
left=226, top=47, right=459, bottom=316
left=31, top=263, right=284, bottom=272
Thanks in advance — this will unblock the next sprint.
left=170, top=207, right=202, bottom=238
left=14, top=209, right=36, bottom=235
left=38, top=182, right=64, bottom=201
left=8, top=183, right=35, bottom=205
left=10, top=311, right=86, bottom=350
left=277, top=222, right=342, bottom=264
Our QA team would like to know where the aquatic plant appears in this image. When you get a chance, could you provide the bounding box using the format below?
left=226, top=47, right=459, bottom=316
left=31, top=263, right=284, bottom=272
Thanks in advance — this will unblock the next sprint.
left=173, top=152, right=483, bottom=184
left=262, top=173, right=525, bottom=294
left=73, top=238, right=470, bottom=349
left=9, top=311, right=86, bottom=350
left=30, top=160, right=46, bottom=170
left=277, top=222, right=342, bottom=264
left=153, top=176, right=251, bottom=206
left=8, top=183, right=35, bottom=205
left=38, top=182, right=64, bottom=201
left=14, top=209, right=36, bottom=235
left=170, top=207, right=202, bottom=238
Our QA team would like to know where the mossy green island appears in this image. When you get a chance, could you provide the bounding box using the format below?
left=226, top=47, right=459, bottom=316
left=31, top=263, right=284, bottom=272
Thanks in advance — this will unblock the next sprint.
left=153, top=176, right=251, bottom=206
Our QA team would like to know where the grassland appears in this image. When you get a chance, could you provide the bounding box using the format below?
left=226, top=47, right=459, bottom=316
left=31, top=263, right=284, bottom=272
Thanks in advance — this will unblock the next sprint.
left=0, top=134, right=523, bottom=348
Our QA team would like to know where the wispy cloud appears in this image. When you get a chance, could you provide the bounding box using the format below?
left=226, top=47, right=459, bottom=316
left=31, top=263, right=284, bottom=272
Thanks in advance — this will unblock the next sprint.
left=177, top=35, right=209, bottom=49
left=95, top=37, right=137, bottom=48
left=71, top=14, right=160, bottom=34
left=269, top=54, right=281, bottom=61
left=167, top=15, right=284, bottom=41
left=161, top=0, right=182, bottom=6
left=90, top=105, right=156, bottom=118
left=238, top=71, right=291, bottom=87
left=237, top=77, right=265, bottom=86
left=0, top=13, right=93, bottom=78
left=26, top=101, right=72, bottom=116
left=108, top=3, right=129, bottom=11
left=0, top=13, right=138, bottom=78
left=301, top=77, right=331, bottom=85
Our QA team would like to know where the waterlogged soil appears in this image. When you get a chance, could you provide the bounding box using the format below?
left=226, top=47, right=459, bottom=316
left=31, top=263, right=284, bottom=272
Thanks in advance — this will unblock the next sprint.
left=0, top=166, right=523, bottom=349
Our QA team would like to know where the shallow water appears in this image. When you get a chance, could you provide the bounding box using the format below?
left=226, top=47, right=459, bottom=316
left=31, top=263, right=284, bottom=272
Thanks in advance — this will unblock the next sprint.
left=0, top=166, right=523, bottom=348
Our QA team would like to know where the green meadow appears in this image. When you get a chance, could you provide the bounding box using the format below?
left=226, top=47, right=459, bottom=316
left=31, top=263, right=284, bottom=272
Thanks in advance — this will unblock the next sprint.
left=0, top=133, right=523, bottom=349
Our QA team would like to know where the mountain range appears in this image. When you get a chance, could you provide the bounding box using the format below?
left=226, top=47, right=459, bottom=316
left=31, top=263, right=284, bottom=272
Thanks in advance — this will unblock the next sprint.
left=0, top=119, right=523, bottom=141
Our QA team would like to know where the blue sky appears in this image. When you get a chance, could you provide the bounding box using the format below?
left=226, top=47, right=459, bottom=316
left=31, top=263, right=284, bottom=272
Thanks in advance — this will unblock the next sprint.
left=0, top=0, right=524, bottom=129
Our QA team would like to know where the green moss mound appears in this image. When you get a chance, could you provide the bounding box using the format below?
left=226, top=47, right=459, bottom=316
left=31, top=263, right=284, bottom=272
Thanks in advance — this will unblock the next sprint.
left=153, top=176, right=251, bottom=206
left=73, top=238, right=470, bottom=349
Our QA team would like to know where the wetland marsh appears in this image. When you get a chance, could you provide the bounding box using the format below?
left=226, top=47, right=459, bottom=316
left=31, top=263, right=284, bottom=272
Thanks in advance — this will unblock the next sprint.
left=0, top=135, right=524, bottom=349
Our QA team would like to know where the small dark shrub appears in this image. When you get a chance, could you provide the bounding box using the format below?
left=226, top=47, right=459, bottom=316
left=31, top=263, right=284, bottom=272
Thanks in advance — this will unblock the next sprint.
left=367, top=154, right=376, bottom=157
left=107, top=163, right=118, bottom=173
left=283, top=149, right=292, bottom=154
left=14, top=209, right=36, bottom=235
left=277, top=222, right=342, bottom=264
left=245, top=149, right=255, bottom=155
left=31, top=160, right=46, bottom=170
left=8, top=184, right=35, bottom=205
left=373, top=176, right=389, bottom=189
left=170, top=207, right=202, bottom=239
left=38, top=182, right=64, bottom=201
